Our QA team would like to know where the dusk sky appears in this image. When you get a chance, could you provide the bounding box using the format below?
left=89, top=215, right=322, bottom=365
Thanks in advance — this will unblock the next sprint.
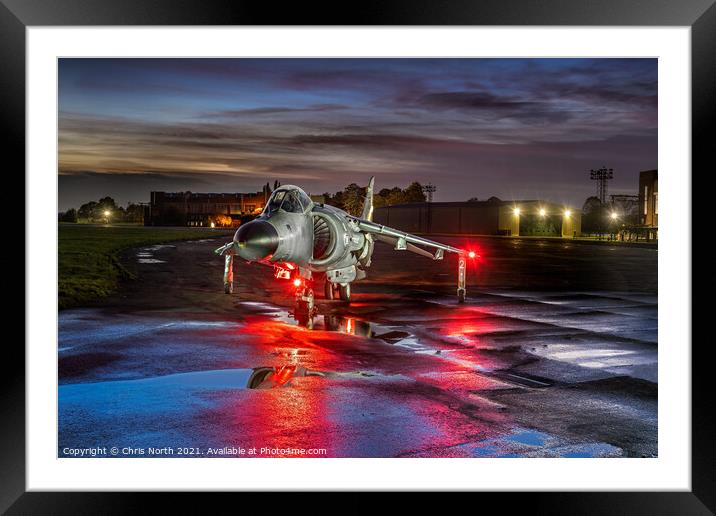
left=58, top=58, right=657, bottom=211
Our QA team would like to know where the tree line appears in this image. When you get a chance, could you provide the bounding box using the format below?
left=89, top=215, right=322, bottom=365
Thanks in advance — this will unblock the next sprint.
left=321, top=181, right=426, bottom=216
left=59, top=196, right=145, bottom=223
left=581, top=195, right=640, bottom=233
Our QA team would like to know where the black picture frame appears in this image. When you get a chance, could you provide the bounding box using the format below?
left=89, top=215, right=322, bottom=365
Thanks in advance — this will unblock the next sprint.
left=3, top=0, right=710, bottom=511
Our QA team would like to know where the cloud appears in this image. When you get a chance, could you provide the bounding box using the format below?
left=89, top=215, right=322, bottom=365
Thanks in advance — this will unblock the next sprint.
left=206, top=104, right=349, bottom=118
left=58, top=58, right=658, bottom=210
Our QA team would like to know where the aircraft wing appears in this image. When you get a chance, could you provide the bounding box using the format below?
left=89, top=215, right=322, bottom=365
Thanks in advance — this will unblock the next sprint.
left=352, top=217, right=464, bottom=260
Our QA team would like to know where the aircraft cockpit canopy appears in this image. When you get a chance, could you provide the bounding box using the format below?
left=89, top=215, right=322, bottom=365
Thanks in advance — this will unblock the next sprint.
left=263, top=187, right=313, bottom=215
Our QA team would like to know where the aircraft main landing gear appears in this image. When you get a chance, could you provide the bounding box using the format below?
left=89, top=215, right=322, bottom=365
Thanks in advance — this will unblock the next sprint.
left=339, top=283, right=351, bottom=302
left=324, top=279, right=350, bottom=302
left=324, top=279, right=336, bottom=300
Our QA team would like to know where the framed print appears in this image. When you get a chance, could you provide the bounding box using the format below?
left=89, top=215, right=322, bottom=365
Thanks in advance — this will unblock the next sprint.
left=3, top=0, right=711, bottom=511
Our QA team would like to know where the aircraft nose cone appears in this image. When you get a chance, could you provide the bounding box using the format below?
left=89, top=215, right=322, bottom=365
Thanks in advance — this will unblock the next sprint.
left=234, top=220, right=279, bottom=260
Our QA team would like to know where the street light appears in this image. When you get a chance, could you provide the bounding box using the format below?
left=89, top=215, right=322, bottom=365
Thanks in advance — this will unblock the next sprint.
left=513, top=207, right=521, bottom=216
left=564, top=209, right=572, bottom=218
left=103, top=210, right=111, bottom=224
left=610, top=212, right=618, bottom=220
left=539, top=208, right=546, bottom=217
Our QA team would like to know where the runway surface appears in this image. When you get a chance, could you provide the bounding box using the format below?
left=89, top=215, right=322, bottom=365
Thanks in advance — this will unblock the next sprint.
left=59, top=235, right=657, bottom=458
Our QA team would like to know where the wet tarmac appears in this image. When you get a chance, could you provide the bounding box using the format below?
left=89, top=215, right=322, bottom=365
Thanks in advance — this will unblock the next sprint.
left=59, top=235, right=657, bottom=458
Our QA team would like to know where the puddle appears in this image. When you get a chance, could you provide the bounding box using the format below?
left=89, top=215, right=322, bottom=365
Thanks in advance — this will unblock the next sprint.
left=322, top=315, right=372, bottom=337
left=61, top=365, right=325, bottom=393
left=281, top=307, right=487, bottom=370
left=505, top=428, right=551, bottom=446
left=135, top=244, right=175, bottom=264
left=459, top=427, right=621, bottom=458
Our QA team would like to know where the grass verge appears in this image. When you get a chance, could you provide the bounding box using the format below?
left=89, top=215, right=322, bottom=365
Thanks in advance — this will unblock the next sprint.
left=58, top=224, right=232, bottom=309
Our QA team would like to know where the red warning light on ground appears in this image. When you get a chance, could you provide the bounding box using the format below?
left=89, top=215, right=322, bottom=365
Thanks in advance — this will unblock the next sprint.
left=468, top=251, right=477, bottom=259
left=293, top=278, right=302, bottom=287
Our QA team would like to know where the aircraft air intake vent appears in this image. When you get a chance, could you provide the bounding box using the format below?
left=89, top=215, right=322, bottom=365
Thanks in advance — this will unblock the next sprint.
left=313, top=215, right=333, bottom=259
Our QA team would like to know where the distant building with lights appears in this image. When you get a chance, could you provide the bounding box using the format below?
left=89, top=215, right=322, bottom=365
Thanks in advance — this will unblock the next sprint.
left=374, top=200, right=580, bottom=238
left=145, top=189, right=269, bottom=226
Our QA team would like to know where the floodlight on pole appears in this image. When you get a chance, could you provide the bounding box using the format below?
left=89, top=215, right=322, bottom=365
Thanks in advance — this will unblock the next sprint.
left=590, top=167, right=614, bottom=204
left=422, top=183, right=437, bottom=203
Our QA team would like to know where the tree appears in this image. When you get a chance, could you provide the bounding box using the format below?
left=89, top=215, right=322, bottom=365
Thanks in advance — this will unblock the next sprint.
left=342, top=183, right=365, bottom=216
left=467, top=197, right=480, bottom=202
left=124, top=203, right=145, bottom=223
left=373, top=193, right=388, bottom=209
left=77, top=201, right=97, bottom=221
left=97, top=196, right=118, bottom=215
left=403, top=182, right=426, bottom=203
left=386, top=187, right=405, bottom=205
left=582, top=196, right=604, bottom=233
left=330, top=190, right=345, bottom=211
left=59, top=208, right=77, bottom=223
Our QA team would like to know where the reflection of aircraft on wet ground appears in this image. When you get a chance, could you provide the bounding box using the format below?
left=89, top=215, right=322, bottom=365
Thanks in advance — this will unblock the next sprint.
left=248, top=365, right=323, bottom=389
left=216, top=177, right=478, bottom=321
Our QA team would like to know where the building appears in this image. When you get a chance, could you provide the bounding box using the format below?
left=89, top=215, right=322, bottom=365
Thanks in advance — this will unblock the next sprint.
left=145, top=190, right=268, bottom=226
left=374, top=200, right=580, bottom=238
left=638, top=170, right=658, bottom=227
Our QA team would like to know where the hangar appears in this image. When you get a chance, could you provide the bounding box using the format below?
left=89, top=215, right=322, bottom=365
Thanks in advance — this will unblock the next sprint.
left=373, top=200, right=581, bottom=238
left=145, top=189, right=268, bottom=226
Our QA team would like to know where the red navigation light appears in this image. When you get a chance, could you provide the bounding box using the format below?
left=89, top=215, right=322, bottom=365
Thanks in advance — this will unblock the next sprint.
left=293, top=278, right=302, bottom=287
left=468, top=251, right=476, bottom=259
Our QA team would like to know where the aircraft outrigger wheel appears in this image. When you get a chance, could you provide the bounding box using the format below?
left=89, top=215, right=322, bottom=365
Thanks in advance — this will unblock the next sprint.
left=457, top=288, right=466, bottom=304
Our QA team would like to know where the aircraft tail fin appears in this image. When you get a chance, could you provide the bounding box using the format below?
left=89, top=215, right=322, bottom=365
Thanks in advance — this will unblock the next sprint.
left=361, top=176, right=375, bottom=221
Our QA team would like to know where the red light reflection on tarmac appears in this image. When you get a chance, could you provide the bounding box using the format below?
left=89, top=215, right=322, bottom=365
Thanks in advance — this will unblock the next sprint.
left=211, top=317, right=514, bottom=457
left=231, top=376, right=335, bottom=456
left=439, top=316, right=499, bottom=341
left=236, top=316, right=363, bottom=372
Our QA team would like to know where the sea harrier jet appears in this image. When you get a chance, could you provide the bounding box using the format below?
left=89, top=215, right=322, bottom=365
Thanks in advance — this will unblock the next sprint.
left=215, top=177, right=477, bottom=321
